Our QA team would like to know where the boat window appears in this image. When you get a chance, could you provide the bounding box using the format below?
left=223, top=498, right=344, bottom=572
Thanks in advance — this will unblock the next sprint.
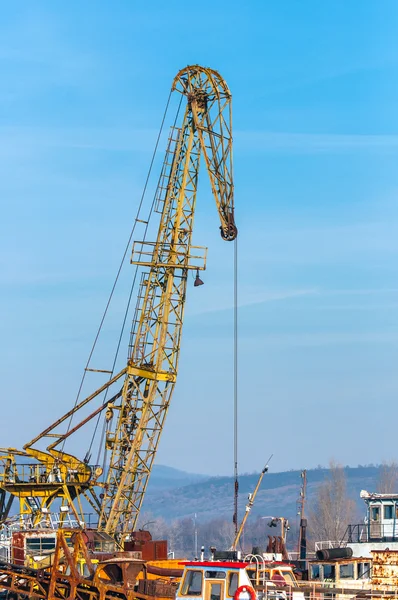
left=280, top=571, right=296, bottom=585
left=210, top=583, right=222, bottom=600
left=228, top=572, right=238, bottom=597
left=371, top=506, right=380, bottom=521
left=322, top=564, right=336, bottom=581
left=339, top=563, right=354, bottom=579
left=384, top=505, right=394, bottom=520
left=26, top=536, right=56, bottom=553
left=181, top=570, right=203, bottom=596
left=358, top=562, right=371, bottom=579
left=246, top=569, right=256, bottom=585
left=311, top=565, right=320, bottom=580
left=205, top=571, right=226, bottom=579
left=259, top=571, right=270, bottom=581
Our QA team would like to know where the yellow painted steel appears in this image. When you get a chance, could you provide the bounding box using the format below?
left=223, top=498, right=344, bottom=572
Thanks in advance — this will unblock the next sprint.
left=127, top=365, right=177, bottom=383
left=0, top=65, right=236, bottom=539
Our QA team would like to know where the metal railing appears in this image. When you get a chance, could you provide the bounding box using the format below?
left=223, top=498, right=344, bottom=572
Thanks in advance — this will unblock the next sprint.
left=297, top=581, right=398, bottom=598
left=1, top=511, right=98, bottom=533
left=343, top=522, right=398, bottom=543
left=315, top=540, right=347, bottom=551
left=0, top=462, right=99, bottom=485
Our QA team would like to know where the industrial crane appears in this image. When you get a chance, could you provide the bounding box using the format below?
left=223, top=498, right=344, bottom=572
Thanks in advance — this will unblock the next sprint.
left=0, top=65, right=236, bottom=541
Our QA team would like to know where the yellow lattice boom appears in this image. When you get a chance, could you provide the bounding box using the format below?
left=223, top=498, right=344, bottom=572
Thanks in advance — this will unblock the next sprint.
left=0, top=65, right=236, bottom=541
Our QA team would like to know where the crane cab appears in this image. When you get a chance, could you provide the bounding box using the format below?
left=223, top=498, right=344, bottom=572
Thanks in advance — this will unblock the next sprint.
left=177, top=560, right=304, bottom=600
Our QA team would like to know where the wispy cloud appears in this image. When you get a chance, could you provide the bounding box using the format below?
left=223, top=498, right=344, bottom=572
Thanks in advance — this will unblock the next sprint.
left=248, top=331, right=398, bottom=347
left=327, top=287, right=398, bottom=296
left=188, top=288, right=318, bottom=316
left=5, top=127, right=398, bottom=160
left=187, top=285, right=398, bottom=318
left=312, top=303, right=398, bottom=312
left=0, top=127, right=158, bottom=157
left=235, top=131, right=398, bottom=154
left=239, top=219, right=398, bottom=269
left=5, top=127, right=398, bottom=161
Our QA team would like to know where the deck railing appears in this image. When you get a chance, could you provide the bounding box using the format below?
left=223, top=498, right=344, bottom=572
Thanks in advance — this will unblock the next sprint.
left=0, top=462, right=99, bottom=485
left=343, top=522, right=398, bottom=543
left=315, top=539, right=346, bottom=551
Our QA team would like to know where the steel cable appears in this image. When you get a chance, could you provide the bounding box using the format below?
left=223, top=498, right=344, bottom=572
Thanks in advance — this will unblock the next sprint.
left=60, top=90, right=173, bottom=458
left=233, top=236, right=239, bottom=533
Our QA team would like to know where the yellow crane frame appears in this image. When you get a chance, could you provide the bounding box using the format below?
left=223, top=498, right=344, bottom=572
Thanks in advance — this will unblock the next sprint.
left=0, top=65, right=236, bottom=541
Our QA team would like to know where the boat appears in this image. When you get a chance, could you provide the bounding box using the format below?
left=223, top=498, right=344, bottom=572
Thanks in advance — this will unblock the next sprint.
left=177, top=552, right=304, bottom=600
left=309, top=488, right=398, bottom=595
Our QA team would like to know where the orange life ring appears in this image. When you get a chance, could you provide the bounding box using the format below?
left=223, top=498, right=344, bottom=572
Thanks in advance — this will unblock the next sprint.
left=234, top=585, right=256, bottom=600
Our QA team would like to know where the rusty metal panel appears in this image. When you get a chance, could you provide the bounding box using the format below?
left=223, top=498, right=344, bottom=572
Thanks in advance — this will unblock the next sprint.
left=137, top=578, right=177, bottom=598
left=154, top=540, right=168, bottom=560
left=372, top=549, right=398, bottom=591
left=11, top=532, right=25, bottom=565
left=12, top=529, right=57, bottom=567
left=125, top=537, right=168, bottom=560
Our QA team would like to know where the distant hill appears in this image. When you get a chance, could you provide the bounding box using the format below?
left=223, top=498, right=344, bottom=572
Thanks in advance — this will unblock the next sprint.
left=144, top=465, right=381, bottom=522
left=149, top=465, right=208, bottom=490
left=3, top=461, right=382, bottom=526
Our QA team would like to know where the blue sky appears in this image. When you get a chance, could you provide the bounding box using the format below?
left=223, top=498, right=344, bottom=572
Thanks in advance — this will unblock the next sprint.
left=1, top=1, right=398, bottom=476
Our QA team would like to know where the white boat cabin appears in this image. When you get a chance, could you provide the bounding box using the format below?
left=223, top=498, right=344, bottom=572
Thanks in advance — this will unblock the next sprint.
left=345, top=490, right=398, bottom=556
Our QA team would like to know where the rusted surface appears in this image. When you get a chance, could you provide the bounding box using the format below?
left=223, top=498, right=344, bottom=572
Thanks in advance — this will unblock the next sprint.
left=146, top=563, right=183, bottom=578
left=125, top=530, right=168, bottom=560
left=0, top=529, right=177, bottom=600
left=125, top=539, right=168, bottom=561
left=266, top=535, right=289, bottom=559
left=372, top=549, right=398, bottom=593
left=12, top=529, right=57, bottom=566
left=138, top=578, right=178, bottom=598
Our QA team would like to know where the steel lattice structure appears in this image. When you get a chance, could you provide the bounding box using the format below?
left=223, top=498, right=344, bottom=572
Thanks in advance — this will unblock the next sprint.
left=0, top=65, right=236, bottom=541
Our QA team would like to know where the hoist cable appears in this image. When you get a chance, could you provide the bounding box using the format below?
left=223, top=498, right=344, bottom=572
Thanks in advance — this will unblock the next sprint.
left=233, top=236, right=239, bottom=533
left=60, top=89, right=173, bottom=457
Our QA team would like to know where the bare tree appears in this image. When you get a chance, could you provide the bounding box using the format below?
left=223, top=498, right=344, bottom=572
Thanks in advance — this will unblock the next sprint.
left=309, top=460, right=356, bottom=544
left=196, top=518, right=234, bottom=553
left=378, top=461, right=398, bottom=494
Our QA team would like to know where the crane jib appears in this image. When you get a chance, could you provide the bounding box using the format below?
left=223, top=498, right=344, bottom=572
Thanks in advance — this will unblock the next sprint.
left=0, top=65, right=236, bottom=542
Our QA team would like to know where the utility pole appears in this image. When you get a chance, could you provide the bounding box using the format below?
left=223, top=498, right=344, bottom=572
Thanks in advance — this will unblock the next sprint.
left=297, top=470, right=307, bottom=563
left=193, top=514, right=198, bottom=558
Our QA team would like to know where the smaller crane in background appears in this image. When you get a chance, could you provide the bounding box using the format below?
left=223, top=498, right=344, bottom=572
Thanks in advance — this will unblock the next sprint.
left=231, top=455, right=273, bottom=551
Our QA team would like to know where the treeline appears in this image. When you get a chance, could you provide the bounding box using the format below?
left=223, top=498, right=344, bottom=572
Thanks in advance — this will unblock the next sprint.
left=138, top=460, right=398, bottom=558
left=137, top=513, right=300, bottom=558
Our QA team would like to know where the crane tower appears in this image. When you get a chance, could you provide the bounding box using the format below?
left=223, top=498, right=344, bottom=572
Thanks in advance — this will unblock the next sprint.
left=0, top=65, right=236, bottom=541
